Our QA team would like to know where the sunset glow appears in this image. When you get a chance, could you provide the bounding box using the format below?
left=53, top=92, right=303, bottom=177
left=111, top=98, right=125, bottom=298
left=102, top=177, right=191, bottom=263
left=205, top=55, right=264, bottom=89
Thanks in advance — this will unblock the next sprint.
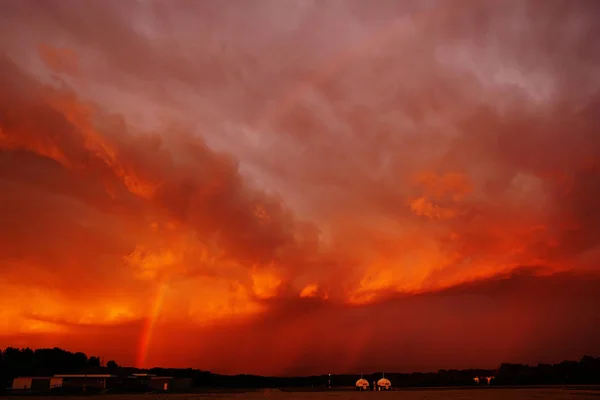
left=1, top=0, right=600, bottom=376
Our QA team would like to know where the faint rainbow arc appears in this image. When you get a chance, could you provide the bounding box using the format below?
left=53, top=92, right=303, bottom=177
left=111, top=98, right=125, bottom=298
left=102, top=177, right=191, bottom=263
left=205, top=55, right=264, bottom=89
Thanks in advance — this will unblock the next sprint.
left=136, top=282, right=168, bottom=369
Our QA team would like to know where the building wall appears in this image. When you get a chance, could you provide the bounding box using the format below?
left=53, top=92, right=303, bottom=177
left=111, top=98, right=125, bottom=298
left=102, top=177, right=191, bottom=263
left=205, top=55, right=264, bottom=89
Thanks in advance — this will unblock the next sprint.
left=149, top=378, right=171, bottom=391
left=11, top=377, right=50, bottom=391
left=120, top=377, right=147, bottom=390
left=132, top=376, right=151, bottom=385
left=50, top=377, right=63, bottom=389
left=61, top=377, right=109, bottom=390
left=12, top=378, right=30, bottom=390
left=173, top=378, right=192, bottom=390
left=12, top=378, right=32, bottom=390
left=148, top=378, right=192, bottom=392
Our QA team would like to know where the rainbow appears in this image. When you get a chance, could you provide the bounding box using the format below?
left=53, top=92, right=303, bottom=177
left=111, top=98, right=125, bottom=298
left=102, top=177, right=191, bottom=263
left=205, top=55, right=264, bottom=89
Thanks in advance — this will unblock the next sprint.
left=136, top=282, right=168, bottom=369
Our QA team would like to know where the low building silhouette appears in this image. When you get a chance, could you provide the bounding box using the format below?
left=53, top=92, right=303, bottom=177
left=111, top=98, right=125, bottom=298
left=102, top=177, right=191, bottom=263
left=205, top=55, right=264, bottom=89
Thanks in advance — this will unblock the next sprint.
left=11, top=377, right=51, bottom=392
left=148, top=376, right=192, bottom=391
left=118, top=373, right=192, bottom=392
left=10, top=373, right=190, bottom=393
left=52, top=374, right=117, bottom=392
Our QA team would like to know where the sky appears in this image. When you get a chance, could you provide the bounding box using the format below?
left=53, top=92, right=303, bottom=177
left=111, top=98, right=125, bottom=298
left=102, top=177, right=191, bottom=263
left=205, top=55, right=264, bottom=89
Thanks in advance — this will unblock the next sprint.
left=1, top=0, right=600, bottom=376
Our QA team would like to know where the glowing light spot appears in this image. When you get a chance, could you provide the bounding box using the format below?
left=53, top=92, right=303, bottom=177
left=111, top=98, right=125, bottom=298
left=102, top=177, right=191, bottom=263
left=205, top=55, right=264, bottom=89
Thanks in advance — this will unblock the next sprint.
left=252, top=269, right=281, bottom=299
left=300, top=283, right=319, bottom=298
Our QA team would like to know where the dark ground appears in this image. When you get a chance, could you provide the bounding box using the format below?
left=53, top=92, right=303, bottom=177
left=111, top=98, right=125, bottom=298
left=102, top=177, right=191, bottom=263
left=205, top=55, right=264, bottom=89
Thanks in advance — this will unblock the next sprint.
left=3, top=387, right=600, bottom=400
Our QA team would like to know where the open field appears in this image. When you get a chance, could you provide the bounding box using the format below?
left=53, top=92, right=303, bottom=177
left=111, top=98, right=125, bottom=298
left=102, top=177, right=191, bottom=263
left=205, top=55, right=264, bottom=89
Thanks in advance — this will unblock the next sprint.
left=3, top=388, right=600, bottom=400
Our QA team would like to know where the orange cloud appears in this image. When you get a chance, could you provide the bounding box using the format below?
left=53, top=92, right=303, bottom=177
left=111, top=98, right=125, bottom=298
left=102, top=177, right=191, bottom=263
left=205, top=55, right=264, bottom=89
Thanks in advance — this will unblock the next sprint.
left=409, top=196, right=457, bottom=220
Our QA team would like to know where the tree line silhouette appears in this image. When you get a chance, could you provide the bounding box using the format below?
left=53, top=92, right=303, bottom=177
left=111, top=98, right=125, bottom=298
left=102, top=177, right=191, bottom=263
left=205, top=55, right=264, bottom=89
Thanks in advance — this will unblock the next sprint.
left=1, top=347, right=600, bottom=392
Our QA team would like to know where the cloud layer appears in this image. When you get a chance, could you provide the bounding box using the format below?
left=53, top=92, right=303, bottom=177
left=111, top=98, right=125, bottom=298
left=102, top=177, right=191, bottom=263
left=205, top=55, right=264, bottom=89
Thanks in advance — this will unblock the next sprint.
left=1, top=0, right=599, bottom=375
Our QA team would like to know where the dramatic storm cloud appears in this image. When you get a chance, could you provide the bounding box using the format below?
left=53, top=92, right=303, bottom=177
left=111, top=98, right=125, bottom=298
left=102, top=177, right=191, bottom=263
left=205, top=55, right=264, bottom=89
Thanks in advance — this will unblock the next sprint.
left=1, top=0, right=599, bottom=375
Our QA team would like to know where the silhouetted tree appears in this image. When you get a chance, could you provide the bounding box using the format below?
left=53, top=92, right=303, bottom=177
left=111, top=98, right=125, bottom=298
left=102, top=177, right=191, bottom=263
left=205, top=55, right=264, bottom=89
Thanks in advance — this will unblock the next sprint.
left=0, top=347, right=105, bottom=390
left=87, top=356, right=101, bottom=367
left=73, top=352, right=88, bottom=367
left=106, top=360, right=118, bottom=370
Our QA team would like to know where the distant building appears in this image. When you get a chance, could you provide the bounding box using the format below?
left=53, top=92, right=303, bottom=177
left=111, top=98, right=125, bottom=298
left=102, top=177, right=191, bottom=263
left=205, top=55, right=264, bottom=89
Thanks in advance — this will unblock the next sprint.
left=50, top=377, right=63, bottom=389
left=121, top=373, right=192, bottom=392
left=148, top=376, right=192, bottom=392
left=126, top=373, right=156, bottom=387
left=11, top=373, right=191, bottom=393
left=52, top=374, right=117, bottom=391
left=11, top=377, right=51, bottom=392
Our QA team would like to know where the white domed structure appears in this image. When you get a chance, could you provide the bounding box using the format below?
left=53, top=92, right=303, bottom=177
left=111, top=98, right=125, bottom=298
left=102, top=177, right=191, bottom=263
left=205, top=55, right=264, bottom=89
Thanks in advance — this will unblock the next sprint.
left=355, top=378, right=369, bottom=391
left=377, top=376, right=391, bottom=391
